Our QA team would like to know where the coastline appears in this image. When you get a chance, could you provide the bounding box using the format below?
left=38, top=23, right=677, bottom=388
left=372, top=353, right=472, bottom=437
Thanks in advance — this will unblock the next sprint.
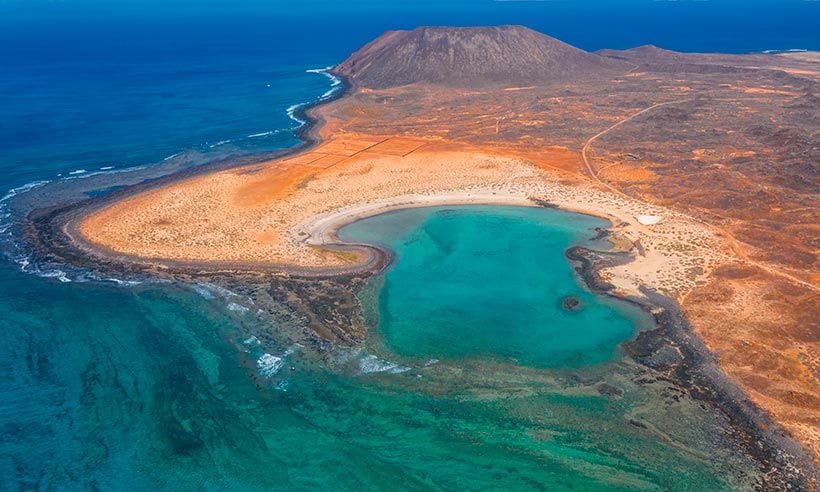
left=19, top=65, right=818, bottom=489
left=28, top=180, right=819, bottom=488
left=301, top=192, right=536, bottom=247
left=566, top=245, right=817, bottom=488
left=22, top=72, right=358, bottom=277
left=31, top=188, right=612, bottom=278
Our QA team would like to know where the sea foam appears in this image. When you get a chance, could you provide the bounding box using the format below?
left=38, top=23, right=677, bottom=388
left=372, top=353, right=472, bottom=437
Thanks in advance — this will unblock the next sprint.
left=193, top=282, right=241, bottom=299
left=287, top=103, right=307, bottom=126
left=358, top=355, right=410, bottom=375
left=227, top=302, right=250, bottom=313
left=284, top=66, right=343, bottom=126
left=257, top=353, right=284, bottom=377
left=247, top=130, right=278, bottom=138
left=1, top=180, right=51, bottom=203
left=762, top=48, right=808, bottom=54
left=243, top=335, right=261, bottom=347
left=307, top=66, right=343, bottom=100
left=209, top=139, right=233, bottom=148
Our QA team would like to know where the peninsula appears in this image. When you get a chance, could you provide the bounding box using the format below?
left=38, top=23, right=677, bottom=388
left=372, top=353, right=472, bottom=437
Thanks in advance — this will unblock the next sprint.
left=42, top=26, right=819, bottom=473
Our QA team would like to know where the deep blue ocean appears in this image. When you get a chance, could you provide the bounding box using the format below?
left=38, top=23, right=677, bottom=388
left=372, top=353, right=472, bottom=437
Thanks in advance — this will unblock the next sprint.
left=0, top=1, right=817, bottom=489
left=2, top=0, right=818, bottom=190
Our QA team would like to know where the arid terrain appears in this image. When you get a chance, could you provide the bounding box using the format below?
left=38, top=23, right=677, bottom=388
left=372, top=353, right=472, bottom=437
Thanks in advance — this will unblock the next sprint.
left=73, top=26, right=818, bottom=460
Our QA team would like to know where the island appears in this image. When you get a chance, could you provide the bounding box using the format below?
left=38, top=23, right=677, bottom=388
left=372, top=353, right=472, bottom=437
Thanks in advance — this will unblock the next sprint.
left=29, top=26, right=818, bottom=486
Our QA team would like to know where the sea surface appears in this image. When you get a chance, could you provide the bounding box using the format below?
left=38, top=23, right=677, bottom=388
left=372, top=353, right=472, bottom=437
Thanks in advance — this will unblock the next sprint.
left=1, top=1, right=817, bottom=489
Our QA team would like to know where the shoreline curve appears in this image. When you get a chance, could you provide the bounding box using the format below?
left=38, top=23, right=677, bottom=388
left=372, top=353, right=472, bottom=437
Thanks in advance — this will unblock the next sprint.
left=18, top=63, right=818, bottom=490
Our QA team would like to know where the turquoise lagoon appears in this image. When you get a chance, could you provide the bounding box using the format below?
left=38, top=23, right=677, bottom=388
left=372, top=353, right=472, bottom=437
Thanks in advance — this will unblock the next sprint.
left=340, top=205, right=646, bottom=368
left=0, top=204, right=764, bottom=489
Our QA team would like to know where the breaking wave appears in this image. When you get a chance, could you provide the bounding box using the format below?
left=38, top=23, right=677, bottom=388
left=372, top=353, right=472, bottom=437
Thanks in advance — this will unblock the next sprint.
left=287, top=103, right=307, bottom=126
left=209, top=139, right=234, bottom=148
left=358, top=354, right=411, bottom=375
left=1, top=180, right=51, bottom=203
left=307, top=66, right=343, bottom=100
left=257, top=345, right=299, bottom=378
left=761, top=48, right=808, bottom=54
left=247, top=130, right=279, bottom=138
left=257, top=353, right=285, bottom=377
left=285, top=66, right=344, bottom=127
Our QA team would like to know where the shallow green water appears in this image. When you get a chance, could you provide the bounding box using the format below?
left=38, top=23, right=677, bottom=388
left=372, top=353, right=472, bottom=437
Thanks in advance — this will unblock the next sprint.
left=0, top=206, right=763, bottom=490
left=341, top=205, right=647, bottom=368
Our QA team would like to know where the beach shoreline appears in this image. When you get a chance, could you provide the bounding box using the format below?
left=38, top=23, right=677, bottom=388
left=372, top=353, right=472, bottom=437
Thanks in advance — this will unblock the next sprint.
left=566, top=245, right=818, bottom=488
left=28, top=179, right=817, bottom=487
left=19, top=57, right=818, bottom=489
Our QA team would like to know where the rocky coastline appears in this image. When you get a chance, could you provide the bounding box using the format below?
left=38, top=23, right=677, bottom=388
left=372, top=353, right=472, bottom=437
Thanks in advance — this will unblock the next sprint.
left=566, top=245, right=817, bottom=489
left=16, top=57, right=816, bottom=491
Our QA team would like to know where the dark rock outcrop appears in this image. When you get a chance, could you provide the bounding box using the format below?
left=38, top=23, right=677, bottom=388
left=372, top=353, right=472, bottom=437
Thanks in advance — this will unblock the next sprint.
left=561, top=296, right=583, bottom=312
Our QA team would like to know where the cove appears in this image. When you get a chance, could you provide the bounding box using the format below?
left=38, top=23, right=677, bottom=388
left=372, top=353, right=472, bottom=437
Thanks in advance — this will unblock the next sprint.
left=339, top=205, right=650, bottom=368
left=0, top=219, right=763, bottom=489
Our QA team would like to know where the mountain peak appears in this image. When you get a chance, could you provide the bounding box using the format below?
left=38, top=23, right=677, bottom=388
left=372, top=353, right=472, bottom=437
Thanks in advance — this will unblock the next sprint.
left=334, top=26, right=630, bottom=89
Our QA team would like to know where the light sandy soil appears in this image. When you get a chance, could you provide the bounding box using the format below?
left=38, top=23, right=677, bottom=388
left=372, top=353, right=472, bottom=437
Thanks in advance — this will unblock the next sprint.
left=79, top=135, right=727, bottom=301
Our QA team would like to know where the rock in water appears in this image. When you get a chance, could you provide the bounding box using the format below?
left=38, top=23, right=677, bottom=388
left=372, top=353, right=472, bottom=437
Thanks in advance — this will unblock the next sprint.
left=561, top=296, right=583, bottom=312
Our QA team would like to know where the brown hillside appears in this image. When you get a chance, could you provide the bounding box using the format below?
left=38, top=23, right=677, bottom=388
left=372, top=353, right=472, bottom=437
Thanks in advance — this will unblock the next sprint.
left=334, top=25, right=630, bottom=89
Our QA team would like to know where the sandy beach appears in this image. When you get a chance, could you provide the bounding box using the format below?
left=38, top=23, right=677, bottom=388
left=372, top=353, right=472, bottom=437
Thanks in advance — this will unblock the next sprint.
left=76, top=135, right=726, bottom=300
